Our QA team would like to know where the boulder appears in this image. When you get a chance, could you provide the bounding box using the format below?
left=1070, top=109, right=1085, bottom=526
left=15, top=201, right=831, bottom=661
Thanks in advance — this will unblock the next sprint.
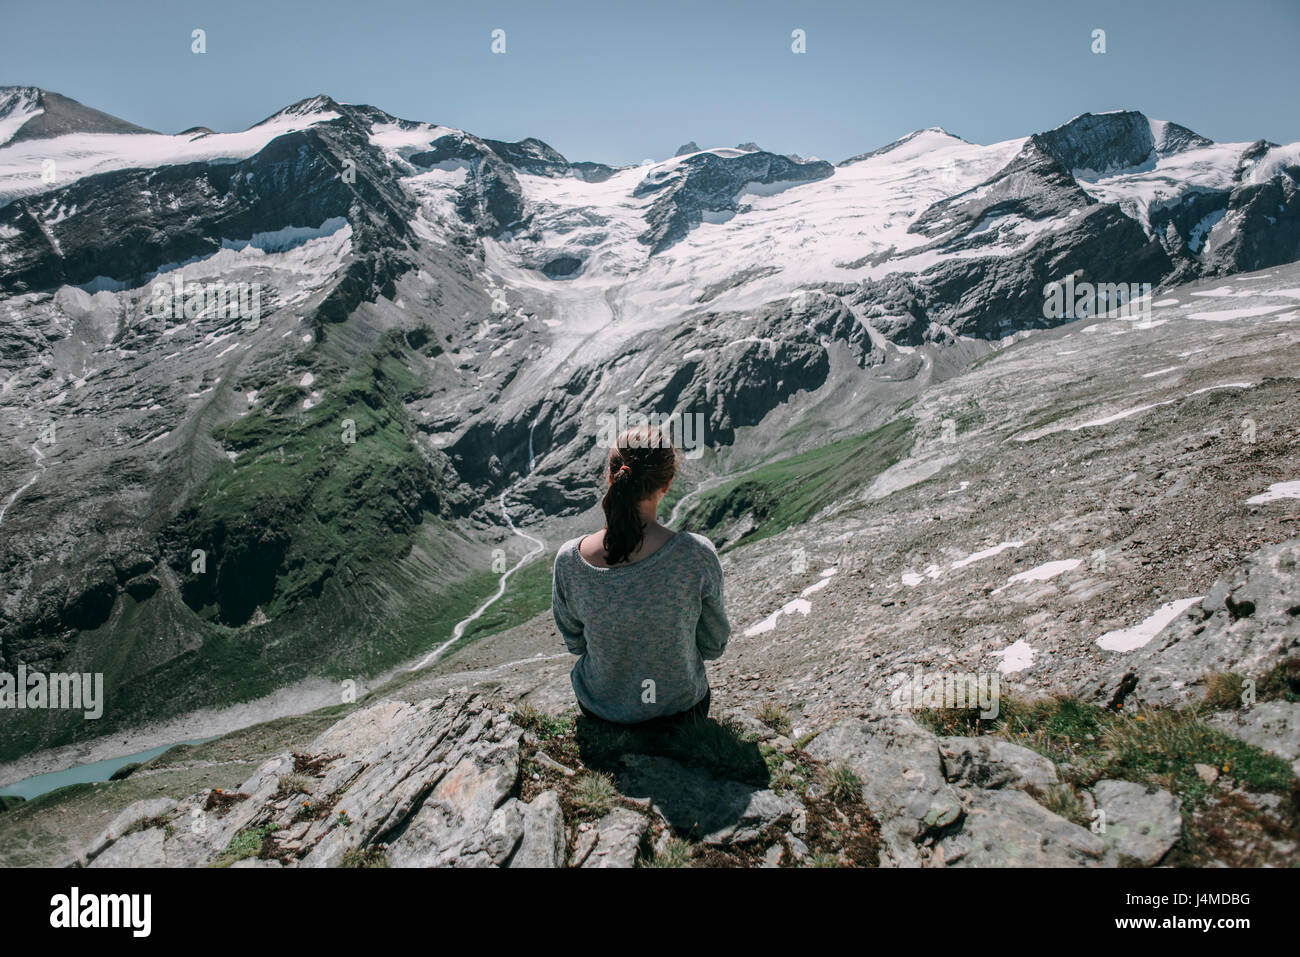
left=935, top=789, right=1104, bottom=867
left=578, top=808, right=648, bottom=868
left=617, top=753, right=795, bottom=845
left=508, top=790, right=566, bottom=868
left=938, top=737, right=1059, bottom=790
left=804, top=714, right=962, bottom=867
left=1091, top=779, right=1183, bottom=866
left=80, top=796, right=177, bottom=866
left=1087, top=540, right=1300, bottom=710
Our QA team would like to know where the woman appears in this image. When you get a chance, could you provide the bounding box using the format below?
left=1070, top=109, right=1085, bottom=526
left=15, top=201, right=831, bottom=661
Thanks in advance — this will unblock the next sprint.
left=551, top=425, right=730, bottom=726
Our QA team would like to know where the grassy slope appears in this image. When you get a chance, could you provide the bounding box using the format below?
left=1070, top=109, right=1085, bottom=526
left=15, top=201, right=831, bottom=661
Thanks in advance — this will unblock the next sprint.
left=677, top=417, right=914, bottom=549
left=0, top=330, right=497, bottom=760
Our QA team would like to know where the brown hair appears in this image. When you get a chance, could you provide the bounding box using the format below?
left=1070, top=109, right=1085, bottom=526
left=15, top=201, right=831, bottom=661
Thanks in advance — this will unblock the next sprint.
left=601, top=425, right=679, bottom=565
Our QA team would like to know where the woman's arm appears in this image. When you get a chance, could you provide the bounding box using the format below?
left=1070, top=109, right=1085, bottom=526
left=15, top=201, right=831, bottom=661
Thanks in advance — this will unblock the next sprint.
left=695, top=553, right=731, bottom=661
left=551, top=560, right=586, bottom=655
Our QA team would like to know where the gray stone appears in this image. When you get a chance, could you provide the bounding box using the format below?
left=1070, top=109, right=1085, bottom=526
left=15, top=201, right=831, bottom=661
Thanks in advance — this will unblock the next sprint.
left=939, top=737, right=1059, bottom=790
left=804, top=715, right=962, bottom=867
left=87, top=827, right=167, bottom=868
left=617, top=754, right=795, bottom=845
left=1092, top=779, right=1183, bottom=866
left=508, top=790, right=565, bottom=868
left=81, top=796, right=177, bottom=865
left=1202, top=580, right=1231, bottom=616
left=580, top=808, right=648, bottom=868
left=384, top=738, right=522, bottom=868
left=936, top=789, right=1105, bottom=867
left=1088, top=541, right=1300, bottom=710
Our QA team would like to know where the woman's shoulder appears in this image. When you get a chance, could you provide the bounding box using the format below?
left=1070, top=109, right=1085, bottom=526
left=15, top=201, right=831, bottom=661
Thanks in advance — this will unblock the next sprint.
left=675, top=531, right=723, bottom=570
left=554, top=537, right=584, bottom=568
left=677, top=530, right=720, bottom=555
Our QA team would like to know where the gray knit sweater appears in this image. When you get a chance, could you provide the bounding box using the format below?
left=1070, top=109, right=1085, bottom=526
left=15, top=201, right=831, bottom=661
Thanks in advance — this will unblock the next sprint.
left=551, top=531, right=730, bottom=723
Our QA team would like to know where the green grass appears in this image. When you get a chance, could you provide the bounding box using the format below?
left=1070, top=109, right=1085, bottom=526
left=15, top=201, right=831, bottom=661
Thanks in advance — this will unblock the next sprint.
left=213, top=824, right=275, bottom=868
left=512, top=704, right=576, bottom=741
left=340, top=846, right=388, bottom=868
left=178, top=330, right=439, bottom=628
left=1103, top=711, right=1294, bottom=808
left=1205, top=659, right=1300, bottom=709
left=824, top=763, right=863, bottom=805
left=676, top=418, right=913, bottom=549
left=569, top=772, right=617, bottom=818
left=756, top=704, right=793, bottom=736
left=642, top=837, right=693, bottom=868
left=453, top=558, right=552, bottom=647
left=917, top=695, right=1296, bottom=811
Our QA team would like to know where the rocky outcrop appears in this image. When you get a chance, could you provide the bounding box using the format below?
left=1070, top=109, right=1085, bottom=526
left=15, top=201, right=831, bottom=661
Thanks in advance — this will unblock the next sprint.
left=1089, top=539, right=1300, bottom=711
left=618, top=753, right=796, bottom=845
left=71, top=693, right=828, bottom=868
left=938, top=736, right=1059, bottom=791
left=79, top=694, right=539, bottom=868
left=805, top=715, right=963, bottom=867
left=935, top=788, right=1104, bottom=867
left=632, top=149, right=835, bottom=253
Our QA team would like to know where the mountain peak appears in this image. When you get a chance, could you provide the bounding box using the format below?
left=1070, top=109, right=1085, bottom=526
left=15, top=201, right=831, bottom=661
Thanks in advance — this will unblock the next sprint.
left=837, top=127, right=968, bottom=167
left=254, top=94, right=343, bottom=127
left=1034, top=110, right=1212, bottom=179
left=0, top=87, right=155, bottom=145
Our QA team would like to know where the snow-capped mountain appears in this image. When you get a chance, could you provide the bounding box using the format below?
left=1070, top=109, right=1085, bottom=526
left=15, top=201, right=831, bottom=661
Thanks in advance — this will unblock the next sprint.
left=1, top=87, right=1297, bottom=758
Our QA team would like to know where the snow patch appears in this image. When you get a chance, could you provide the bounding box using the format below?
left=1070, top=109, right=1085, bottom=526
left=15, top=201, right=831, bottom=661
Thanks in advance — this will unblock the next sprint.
left=1097, top=598, right=1203, bottom=652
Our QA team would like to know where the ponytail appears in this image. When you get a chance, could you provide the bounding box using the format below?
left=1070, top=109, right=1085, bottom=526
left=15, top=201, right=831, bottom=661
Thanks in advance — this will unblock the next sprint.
left=600, top=426, right=679, bottom=565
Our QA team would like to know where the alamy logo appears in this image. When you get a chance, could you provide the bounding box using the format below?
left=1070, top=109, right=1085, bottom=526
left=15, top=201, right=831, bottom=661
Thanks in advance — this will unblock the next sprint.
left=1042, top=275, right=1151, bottom=321
left=886, top=667, right=1000, bottom=719
left=149, top=272, right=262, bottom=326
left=595, top=405, right=707, bottom=459
left=0, top=667, right=103, bottom=719
left=50, top=887, right=151, bottom=937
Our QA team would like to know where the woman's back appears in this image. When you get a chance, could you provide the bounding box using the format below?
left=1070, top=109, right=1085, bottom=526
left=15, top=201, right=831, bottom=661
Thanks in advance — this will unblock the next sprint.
left=552, top=530, right=730, bottom=723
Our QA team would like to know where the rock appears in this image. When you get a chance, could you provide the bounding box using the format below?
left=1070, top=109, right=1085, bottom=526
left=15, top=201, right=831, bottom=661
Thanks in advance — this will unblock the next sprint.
left=1092, top=780, right=1183, bottom=866
left=570, top=828, right=598, bottom=867
left=383, top=738, right=522, bottom=868
left=804, top=715, right=962, bottom=867
left=87, top=827, right=168, bottom=868
left=1202, top=580, right=1231, bottom=616
left=936, top=789, right=1104, bottom=867
left=1195, top=763, right=1220, bottom=785
left=617, top=754, right=795, bottom=845
left=938, top=737, right=1059, bottom=790
left=1209, top=701, right=1300, bottom=776
left=508, top=790, right=565, bottom=868
left=1088, top=540, right=1300, bottom=710
left=303, top=694, right=522, bottom=867
left=73, top=693, right=550, bottom=869
left=785, top=834, right=810, bottom=862
left=81, top=796, right=177, bottom=865
left=579, top=808, right=648, bottom=868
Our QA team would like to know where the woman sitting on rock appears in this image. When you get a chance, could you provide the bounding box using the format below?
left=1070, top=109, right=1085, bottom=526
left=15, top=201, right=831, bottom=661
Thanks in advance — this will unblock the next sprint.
left=551, top=424, right=730, bottom=726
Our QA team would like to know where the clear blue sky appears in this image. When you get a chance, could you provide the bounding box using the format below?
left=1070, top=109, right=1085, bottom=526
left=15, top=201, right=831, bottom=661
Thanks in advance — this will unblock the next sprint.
left=3, top=0, right=1297, bottom=165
